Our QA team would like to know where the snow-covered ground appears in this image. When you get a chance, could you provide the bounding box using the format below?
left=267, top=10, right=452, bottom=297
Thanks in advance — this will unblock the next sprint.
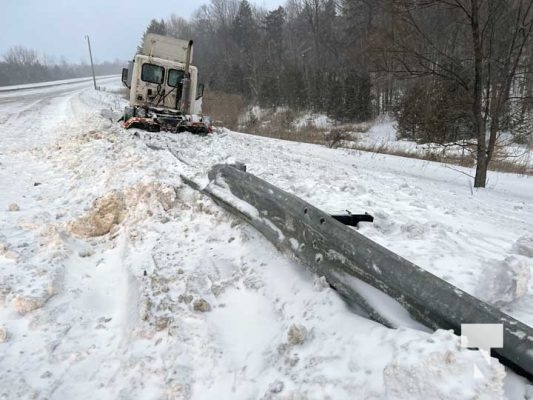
left=353, top=118, right=533, bottom=169
left=0, top=77, right=532, bottom=399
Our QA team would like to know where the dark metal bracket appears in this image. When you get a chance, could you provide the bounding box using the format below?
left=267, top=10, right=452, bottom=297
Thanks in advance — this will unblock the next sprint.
left=331, top=211, right=374, bottom=227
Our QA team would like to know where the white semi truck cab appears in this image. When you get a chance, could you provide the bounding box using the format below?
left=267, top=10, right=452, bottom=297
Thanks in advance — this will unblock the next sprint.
left=121, top=33, right=210, bottom=134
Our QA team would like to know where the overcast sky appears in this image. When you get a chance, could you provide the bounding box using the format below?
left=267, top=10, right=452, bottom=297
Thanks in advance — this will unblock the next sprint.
left=0, top=0, right=285, bottom=64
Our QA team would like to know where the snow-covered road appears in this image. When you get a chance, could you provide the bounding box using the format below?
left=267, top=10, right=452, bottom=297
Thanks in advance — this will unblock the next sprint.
left=0, top=78, right=532, bottom=399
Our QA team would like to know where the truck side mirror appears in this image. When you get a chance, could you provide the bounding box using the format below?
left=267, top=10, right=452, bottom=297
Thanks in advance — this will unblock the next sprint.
left=121, top=68, right=130, bottom=88
left=196, top=83, right=204, bottom=100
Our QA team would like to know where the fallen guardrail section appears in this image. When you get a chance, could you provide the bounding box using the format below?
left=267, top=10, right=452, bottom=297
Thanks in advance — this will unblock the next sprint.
left=189, top=163, right=533, bottom=380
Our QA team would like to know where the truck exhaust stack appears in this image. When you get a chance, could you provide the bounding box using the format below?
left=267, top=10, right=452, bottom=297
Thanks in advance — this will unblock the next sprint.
left=179, top=40, right=193, bottom=115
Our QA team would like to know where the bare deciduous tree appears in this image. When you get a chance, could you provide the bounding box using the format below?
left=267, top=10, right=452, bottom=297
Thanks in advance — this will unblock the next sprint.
left=379, top=0, right=533, bottom=187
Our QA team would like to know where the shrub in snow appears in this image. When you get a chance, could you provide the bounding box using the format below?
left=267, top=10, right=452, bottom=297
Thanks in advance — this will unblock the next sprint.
left=325, top=128, right=350, bottom=148
left=512, top=235, right=533, bottom=258
left=476, top=256, right=531, bottom=306
left=383, top=330, right=505, bottom=400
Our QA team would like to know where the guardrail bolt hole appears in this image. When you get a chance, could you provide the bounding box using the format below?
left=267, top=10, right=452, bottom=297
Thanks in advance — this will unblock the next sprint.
left=320, top=217, right=325, bottom=225
left=304, top=208, right=308, bottom=215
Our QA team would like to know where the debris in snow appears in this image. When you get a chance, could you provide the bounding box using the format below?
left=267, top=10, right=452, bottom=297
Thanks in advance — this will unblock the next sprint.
left=7, top=203, right=20, bottom=211
left=243, top=274, right=264, bottom=290
left=68, top=183, right=177, bottom=238
left=259, top=380, right=284, bottom=399
left=40, top=371, right=52, bottom=379
left=512, top=235, right=533, bottom=258
left=210, top=284, right=223, bottom=296
left=178, top=294, right=193, bottom=304
left=0, top=326, right=7, bottom=342
left=372, top=211, right=397, bottom=235
left=313, top=275, right=329, bottom=291
left=383, top=330, right=506, bottom=400
left=164, top=380, right=191, bottom=399
left=400, top=223, right=427, bottom=239
left=68, top=191, right=125, bottom=237
left=268, top=380, right=284, bottom=393
left=78, top=248, right=94, bottom=258
left=46, top=267, right=64, bottom=297
left=284, top=353, right=300, bottom=367
left=287, top=324, right=308, bottom=346
left=139, top=298, right=152, bottom=321
left=123, top=182, right=177, bottom=212
left=0, top=242, right=19, bottom=261
left=193, top=298, right=211, bottom=312
left=476, top=256, right=531, bottom=306
left=12, top=295, right=45, bottom=314
left=155, top=316, right=171, bottom=331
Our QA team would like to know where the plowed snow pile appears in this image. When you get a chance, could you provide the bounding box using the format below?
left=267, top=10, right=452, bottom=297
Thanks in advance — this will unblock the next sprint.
left=0, top=78, right=532, bottom=399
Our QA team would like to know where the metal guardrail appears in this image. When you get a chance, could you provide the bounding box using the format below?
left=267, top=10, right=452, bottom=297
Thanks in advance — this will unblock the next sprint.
left=194, top=163, right=533, bottom=380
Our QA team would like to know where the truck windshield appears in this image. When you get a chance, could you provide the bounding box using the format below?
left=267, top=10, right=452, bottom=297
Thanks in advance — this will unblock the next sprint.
left=141, top=63, right=164, bottom=84
left=168, top=69, right=185, bottom=87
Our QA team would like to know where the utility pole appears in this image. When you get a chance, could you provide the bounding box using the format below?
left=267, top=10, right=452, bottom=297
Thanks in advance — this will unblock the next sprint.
left=85, top=35, right=97, bottom=90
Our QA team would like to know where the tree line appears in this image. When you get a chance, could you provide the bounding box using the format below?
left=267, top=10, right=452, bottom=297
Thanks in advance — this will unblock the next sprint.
left=0, top=46, right=124, bottom=87
left=140, top=0, right=533, bottom=186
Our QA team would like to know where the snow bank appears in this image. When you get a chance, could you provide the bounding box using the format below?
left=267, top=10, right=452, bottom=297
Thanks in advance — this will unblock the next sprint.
left=67, top=182, right=177, bottom=237
left=238, top=106, right=334, bottom=133
left=293, top=113, right=333, bottom=130
left=476, top=256, right=531, bottom=306
left=384, top=330, right=506, bottom=400
left=68, top=191, right=126, bottom=237
left=512, top=235, right=533, bottom=258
